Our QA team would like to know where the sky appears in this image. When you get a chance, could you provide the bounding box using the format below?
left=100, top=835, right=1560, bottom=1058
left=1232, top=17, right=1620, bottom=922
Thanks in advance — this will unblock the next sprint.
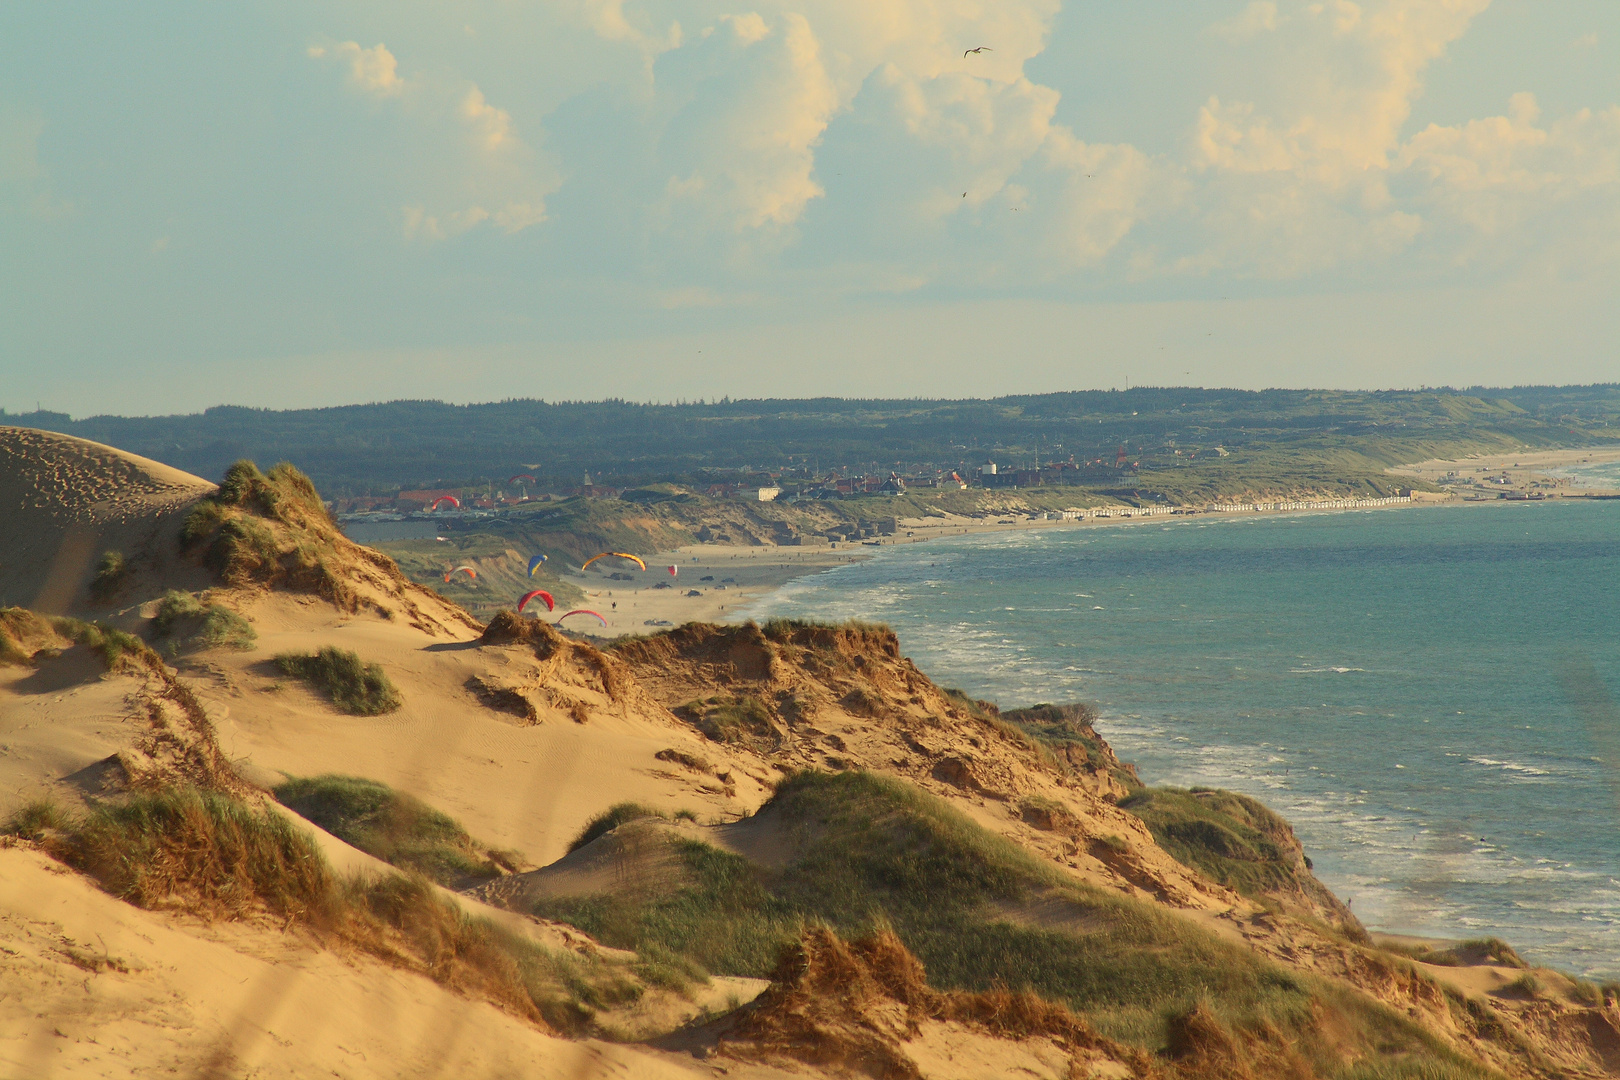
left=2, top=0, right=1617, bottom=416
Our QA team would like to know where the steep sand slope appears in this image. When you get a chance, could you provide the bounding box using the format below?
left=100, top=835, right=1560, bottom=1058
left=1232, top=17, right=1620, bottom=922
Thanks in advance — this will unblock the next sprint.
left=0, top=845, right=785, bottom=1080
left=0, top=427, right=216, bottom=612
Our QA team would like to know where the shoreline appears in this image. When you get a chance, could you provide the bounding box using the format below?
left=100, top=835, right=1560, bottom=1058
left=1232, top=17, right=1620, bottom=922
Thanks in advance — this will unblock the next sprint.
left=567, top=444, right=1620, bottom=638
left=567, top=493, right=1421, bottom=637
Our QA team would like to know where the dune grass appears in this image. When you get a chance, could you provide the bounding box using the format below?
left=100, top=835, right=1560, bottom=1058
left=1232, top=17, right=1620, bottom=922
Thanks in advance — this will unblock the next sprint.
left=89, top=549, right=129, bottom=600
left=568, top=802, right=670, bottom=854
left=274, top=774, right=515, bottom=886
left=153, top=590, right=256, bottom=653
left=274, top=646, right=401, bottom=715
left=677, top=695, right=777, bottom=748
left=1119, top=786, right=1306, bottom=901
left=1, top=610, right=152, bottom=670
left=530, top=770, right=1481, bottom=1068
left=5, top=788, right=634, bottom=1034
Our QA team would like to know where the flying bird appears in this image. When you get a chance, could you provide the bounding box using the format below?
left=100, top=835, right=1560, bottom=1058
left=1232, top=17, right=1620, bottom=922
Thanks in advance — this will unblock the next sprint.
left=964, top=46, right=992, bottom=56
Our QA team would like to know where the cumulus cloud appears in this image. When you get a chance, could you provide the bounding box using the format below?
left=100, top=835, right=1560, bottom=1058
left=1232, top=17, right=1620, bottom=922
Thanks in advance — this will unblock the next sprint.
left=1399, top=93, right=1620, bottom=263
left=309, top=41, right=404, bottom=97
left=658, top=11, right=839, bottom=233
left=309, top=39, right=554, bottom=239
left=298, top=0, right=1620, bottom=286
left=1212, top=1, right=1281, bottom=41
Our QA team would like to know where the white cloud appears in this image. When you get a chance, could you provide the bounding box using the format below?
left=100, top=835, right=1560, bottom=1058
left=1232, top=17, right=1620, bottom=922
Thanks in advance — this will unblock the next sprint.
left=1212, top=2, right=1281, bottom=41
left=309, top=41, right=404, bottom=97
left=300, top=0, right=1620, bottom=285
left=310, top=40, right=553, bottom=239
left=0, top=108, right=72, bottom=219
left=658, top=11, right=839, bottom=233
left=460, top=86, right=514, bottom=151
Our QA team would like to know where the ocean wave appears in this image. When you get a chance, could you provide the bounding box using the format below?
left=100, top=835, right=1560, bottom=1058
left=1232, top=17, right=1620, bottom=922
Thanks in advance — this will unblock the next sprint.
left=1289, top=666, right=1367, bottom=674
left=1468, top=756, right=1552, bottom=777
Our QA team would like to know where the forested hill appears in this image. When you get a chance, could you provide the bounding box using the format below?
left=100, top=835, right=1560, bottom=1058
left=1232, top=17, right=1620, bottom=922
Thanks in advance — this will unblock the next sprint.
left=6, top=385, right=1618, bottom=495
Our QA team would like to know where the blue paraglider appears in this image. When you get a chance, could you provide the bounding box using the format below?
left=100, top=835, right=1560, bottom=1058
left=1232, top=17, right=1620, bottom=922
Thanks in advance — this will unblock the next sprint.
left=527, top=555, right=548, bottom=577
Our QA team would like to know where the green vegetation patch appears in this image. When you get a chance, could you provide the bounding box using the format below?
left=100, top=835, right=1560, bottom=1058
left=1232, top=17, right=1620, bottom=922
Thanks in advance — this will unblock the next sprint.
left=1384, top=937, right=1529, bottom=970
left=275, top=774, right=515, bottom=886
left=181, top=460, right=367, bottom=610
left=153, top=590, right=256, bottom=653
left=1, top=610, right=150, bottom=670
left=1002, top=702, right=1144, bottom=792
left=89, top=550, right=130, bottom=600
left=677, top=695, right=778, bottom=750
left=531, top=770, right=1467, bottom=1065
left=274, top=646, right=402, bottom=715
left=1120, top=786, right=1307, bottom=902
left=569, top=802, right=670, bottom=854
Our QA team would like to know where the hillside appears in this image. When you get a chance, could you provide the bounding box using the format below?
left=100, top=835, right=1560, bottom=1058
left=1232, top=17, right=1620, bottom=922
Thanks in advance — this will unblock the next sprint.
left=7, top=386, right=1619, bottom=497
left=3, top=435, right=1619, bottom=1079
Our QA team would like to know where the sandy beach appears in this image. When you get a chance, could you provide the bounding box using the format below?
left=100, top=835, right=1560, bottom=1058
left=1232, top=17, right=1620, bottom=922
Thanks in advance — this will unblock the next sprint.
left=1391, top=445, right=1620, bottom=495
left=564, top=497, right=1421, bottom=636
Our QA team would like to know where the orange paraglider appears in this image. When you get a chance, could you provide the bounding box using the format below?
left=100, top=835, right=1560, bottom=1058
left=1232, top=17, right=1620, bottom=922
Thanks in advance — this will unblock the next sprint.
left=443, top=565, right=476, bottom=583
left=580, top=552, right=646, bottom=572
left=518, top=589, right=555, bottom=613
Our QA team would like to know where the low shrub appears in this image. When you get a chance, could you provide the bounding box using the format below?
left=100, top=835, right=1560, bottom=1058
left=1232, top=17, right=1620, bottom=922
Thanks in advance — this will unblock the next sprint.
left=274, top=647, right=401, bottom=715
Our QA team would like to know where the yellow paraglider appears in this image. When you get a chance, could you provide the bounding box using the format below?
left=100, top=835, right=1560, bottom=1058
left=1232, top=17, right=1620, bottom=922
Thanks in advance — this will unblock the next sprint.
left=580, top=552, right=646, bottom=572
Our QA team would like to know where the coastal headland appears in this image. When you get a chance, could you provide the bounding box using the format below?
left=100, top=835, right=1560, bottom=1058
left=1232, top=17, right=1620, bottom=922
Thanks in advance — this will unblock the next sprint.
left=6, top=425, right=1620, bottom=1077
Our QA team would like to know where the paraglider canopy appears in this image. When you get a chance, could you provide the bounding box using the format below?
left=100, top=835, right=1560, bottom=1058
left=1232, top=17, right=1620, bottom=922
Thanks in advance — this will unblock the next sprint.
left=527, top=555, right=548, bottom=577
left=518, top=589, right=555, bottom=613
left=580, top=552, right=646, bottom=572
left=667, top=565, right=678, bottom=577
left=443, top=565, right=476, bottom=583
left=429, top=495, right=461, bottom=511
left=558, top=609, right=607, bottom=627
left=509, top=474, right=536, bottom=485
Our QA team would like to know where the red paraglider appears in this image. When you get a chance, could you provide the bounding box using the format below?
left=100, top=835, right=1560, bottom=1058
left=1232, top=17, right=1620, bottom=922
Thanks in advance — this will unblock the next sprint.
left=667, top=565, right=678, bottom=577
left=558, top=609, right=607, bottom=627
left=509, top=474, right=536, bottom=485
left=518, top=589, right=555, bottom=613
left=429, top=495, right=461, bottom=511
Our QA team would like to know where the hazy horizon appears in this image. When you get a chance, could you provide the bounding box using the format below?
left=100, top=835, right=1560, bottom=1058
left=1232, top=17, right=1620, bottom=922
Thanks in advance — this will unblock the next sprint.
left=5, top=1, right=1618, bottom=414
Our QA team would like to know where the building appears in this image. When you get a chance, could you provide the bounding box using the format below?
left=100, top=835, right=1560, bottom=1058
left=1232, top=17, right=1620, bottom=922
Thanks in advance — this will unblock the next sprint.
left=757, top=487, right=780, bottom=501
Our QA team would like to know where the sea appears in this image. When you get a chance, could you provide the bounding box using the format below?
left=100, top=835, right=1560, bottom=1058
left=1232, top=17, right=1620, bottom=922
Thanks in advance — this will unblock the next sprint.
left=742, top=498, right=1620, bottom=979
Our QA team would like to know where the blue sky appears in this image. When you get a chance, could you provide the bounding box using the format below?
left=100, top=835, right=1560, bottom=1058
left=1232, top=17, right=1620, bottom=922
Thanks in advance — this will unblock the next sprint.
left=2, top=0, right=1617, bottom=415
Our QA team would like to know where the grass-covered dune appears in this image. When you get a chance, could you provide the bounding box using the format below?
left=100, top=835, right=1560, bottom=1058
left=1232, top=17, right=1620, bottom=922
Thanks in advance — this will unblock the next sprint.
left=518, top=771, right=1492, bottom=1076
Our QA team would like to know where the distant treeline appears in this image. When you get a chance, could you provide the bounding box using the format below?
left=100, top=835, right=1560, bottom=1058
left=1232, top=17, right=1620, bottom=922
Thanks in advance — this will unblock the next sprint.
left=7, top=385, right=1618, bottom=495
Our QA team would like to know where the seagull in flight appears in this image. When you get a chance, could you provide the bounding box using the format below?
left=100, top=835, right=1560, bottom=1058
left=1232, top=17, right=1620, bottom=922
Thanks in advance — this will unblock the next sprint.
left=964, top=46, right=992, bottom=56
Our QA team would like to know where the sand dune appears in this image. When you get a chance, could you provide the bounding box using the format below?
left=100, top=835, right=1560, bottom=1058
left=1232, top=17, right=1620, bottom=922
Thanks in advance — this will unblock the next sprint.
left=0, top=426, right=215, bottom=612
left=4, top=433, right=1619, bottom=1079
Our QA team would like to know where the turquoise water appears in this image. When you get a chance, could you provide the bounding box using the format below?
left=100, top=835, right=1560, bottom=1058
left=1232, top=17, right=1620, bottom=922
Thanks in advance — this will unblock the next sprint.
left=743, top=501, right=1620, bottom=978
